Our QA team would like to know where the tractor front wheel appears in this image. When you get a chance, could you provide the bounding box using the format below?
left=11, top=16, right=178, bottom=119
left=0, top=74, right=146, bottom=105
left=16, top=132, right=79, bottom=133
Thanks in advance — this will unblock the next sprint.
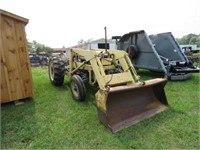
left=70, top=75, right=86, bottom=101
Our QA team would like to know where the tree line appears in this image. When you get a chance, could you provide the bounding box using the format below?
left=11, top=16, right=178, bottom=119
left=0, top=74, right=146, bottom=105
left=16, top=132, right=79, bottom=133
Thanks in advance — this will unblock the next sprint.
left=28, top=40, right=53, bottom=56
left=176, top=34, right=200, bottom=47
left=27, top=33, right=200, bottom=55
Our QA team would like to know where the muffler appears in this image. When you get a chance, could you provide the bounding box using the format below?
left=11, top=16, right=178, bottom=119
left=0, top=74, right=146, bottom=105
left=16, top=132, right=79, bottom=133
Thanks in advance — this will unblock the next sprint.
left=96, top=78, right=168, bottom=133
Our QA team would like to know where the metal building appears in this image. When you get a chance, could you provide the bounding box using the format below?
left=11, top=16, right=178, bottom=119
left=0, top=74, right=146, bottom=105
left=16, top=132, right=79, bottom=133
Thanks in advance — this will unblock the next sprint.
left=69, top=38, right=116, bottom=50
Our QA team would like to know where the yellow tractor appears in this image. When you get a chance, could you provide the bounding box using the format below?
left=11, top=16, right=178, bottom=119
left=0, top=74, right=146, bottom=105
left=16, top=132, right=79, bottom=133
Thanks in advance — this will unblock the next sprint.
left=48, top=48, right=169, bottom=132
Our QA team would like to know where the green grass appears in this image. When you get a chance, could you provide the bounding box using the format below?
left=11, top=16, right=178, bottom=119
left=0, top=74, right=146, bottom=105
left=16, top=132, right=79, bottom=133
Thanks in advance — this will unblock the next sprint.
left=193, top=51, right=200, bottom=56
left=1, top=67, right=199, bottom=149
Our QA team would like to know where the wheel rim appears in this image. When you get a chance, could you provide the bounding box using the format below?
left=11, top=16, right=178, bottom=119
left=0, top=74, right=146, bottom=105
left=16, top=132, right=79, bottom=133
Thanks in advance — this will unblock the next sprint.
left=49, top=61, right=54, bottom=81
left=71, top=81, right=79, bottom=99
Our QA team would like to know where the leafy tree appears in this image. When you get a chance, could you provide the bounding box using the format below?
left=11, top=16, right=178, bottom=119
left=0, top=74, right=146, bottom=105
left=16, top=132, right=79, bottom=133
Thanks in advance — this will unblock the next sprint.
left=196, top=36, right=200, bottom=47
left=27, top=41, right=34, bottom=53
left=78, top=38, right=93, bottom=45
left=28, top=40, right=53, bottom=56
left=176, top=34, right=200, bottom=47
left=44, top=46, right=53, bottom=56
left=189, top=36, right=197, bottom=44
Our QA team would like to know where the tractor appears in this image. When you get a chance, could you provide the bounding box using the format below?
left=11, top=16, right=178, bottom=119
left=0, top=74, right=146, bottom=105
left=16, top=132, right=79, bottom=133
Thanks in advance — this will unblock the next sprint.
left=48, top=48, right=169, bottom=132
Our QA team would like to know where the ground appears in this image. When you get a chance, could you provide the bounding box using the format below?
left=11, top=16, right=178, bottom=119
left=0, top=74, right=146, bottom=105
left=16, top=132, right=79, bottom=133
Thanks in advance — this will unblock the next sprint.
left=1, top=67, right=199, bottom=149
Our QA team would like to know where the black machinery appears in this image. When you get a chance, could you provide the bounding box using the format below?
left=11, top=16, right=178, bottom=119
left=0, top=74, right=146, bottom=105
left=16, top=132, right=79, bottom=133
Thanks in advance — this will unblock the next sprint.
left=113, top=30, right=199, bottom=80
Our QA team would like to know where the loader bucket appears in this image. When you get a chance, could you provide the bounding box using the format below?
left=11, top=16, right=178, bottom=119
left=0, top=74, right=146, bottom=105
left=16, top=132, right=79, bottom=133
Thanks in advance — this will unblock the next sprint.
left=96, top=78, right=168, bottom=133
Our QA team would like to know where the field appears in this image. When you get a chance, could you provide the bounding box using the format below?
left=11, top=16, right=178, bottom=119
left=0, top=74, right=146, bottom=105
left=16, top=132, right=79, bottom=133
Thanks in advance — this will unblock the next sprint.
left=1, top=67, right=199, bottom=149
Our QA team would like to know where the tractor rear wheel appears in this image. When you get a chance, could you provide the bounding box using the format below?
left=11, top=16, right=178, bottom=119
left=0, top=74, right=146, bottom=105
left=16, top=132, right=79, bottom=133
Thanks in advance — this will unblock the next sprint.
left=48, top=56, right=65, bottom=86
left=70, top=75, right=86, bottom=101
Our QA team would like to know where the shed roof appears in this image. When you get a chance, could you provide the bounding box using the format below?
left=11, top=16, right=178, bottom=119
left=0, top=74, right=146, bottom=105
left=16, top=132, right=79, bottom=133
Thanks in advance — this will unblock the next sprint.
left=0, top=9, right=29, bottom=24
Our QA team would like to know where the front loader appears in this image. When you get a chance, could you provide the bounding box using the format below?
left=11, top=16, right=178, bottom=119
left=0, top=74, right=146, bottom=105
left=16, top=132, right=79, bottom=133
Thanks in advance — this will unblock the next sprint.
left=48, top=48, right=169, bottom=132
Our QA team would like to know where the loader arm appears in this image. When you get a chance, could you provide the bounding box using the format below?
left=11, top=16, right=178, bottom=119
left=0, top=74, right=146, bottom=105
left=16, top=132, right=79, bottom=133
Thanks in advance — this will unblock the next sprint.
left=70, top=49, right=139, bottom=89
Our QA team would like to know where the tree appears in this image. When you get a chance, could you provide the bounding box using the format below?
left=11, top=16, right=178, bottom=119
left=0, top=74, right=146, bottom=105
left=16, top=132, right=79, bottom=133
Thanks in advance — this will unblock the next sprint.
left=196, top=36, right=200, bottom=47
left=44, top=46, right=53, bottom=56
left=78, top=38, right=93, bottom=45
left=176, top=34, right=200, bottom=47
left=27, top=41, right=34, bottom=53
left=28, top=40, right=53, bottom=56
left=189, top=36, right=197, bottom=45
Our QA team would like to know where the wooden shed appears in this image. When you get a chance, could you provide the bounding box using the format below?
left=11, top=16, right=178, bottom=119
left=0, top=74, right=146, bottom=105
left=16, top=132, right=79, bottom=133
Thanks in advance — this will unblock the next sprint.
left=0, top=9, right=34, bottom=103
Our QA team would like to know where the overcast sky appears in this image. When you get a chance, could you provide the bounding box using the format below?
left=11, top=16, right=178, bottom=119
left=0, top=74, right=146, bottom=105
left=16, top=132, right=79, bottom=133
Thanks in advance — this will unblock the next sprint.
left=1, top=0, right=200, bottom=48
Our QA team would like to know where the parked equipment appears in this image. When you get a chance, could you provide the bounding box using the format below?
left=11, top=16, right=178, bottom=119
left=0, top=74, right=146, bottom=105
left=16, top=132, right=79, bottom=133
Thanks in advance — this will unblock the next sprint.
left=29, top=53, right=48, bottom=66
left=48, top=48, right=169, bottom=132
left=113, top=30, right=199, bottom=80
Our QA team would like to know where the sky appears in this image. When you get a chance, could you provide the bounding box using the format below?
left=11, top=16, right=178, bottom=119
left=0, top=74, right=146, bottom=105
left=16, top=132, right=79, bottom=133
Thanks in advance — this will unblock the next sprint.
left=1, top=0, right=200, bottom=48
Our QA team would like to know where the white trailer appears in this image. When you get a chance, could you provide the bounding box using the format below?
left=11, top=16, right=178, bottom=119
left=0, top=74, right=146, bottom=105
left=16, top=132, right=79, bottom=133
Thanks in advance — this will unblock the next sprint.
left=179, top=44, right=197, bottom=52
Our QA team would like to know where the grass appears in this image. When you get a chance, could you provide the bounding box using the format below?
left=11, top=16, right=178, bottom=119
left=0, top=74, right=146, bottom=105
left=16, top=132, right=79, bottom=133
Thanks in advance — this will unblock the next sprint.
left=193, top=51, right=200, bottom=56
left=1, top=67, right=199, bottom=149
